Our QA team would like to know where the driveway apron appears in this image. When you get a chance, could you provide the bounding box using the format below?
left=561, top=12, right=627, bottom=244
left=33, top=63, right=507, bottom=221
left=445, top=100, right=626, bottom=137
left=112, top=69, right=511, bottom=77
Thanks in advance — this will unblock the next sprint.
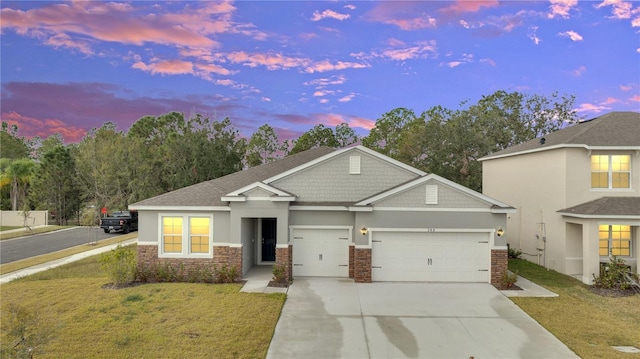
left=267, top=278, right=578, bottom=359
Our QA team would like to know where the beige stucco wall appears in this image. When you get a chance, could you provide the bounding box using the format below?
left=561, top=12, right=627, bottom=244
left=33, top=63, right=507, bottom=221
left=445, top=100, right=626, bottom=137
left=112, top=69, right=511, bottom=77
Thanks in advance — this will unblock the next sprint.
left=1, top=211, right=48, bottom=227
left=483, top=149, right=568, bottom=272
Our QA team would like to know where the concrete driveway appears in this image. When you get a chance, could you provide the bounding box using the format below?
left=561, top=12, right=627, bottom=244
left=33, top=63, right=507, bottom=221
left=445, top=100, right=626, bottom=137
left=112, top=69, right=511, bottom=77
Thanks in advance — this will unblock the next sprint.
left=267, top=278, right=578, bottom=359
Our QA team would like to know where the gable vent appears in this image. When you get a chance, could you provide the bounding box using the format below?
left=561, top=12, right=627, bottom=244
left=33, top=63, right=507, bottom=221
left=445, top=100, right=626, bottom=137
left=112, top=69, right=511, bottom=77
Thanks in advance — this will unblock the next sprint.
left=349, top=156, right=361, bottom=175
left=425, top=185, right=438, bottom=205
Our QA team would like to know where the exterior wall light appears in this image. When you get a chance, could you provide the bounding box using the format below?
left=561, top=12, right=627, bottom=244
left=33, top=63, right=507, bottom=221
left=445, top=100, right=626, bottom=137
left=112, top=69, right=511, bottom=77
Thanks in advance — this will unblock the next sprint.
left=360, top=227, right=368, bottom=235
left=496, top=228, right=505, bottom=237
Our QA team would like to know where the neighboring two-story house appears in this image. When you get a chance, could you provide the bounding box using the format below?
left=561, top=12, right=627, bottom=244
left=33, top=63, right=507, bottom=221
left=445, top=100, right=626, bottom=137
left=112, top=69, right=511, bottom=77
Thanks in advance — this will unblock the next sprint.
left=481, top=112, right=640, bottom=284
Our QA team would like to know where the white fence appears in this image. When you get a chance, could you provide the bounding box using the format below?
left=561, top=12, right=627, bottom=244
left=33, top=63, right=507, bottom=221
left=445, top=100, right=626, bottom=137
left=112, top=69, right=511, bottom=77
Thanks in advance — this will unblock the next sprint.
left=0, top=211, right=49, bottom=227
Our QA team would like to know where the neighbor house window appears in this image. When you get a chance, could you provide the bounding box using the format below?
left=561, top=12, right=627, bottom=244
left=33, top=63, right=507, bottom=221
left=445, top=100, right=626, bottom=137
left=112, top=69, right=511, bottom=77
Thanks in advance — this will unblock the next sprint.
left=599, top=224, right=631, bottom=257
left=591, top=155, right=631, bottom=189
left=160, top=214, right=213, bottom=257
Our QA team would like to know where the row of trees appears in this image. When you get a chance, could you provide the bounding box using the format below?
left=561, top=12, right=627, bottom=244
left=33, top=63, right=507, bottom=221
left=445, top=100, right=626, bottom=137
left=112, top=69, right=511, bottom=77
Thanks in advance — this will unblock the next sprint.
left=0, top=90, right=578, bottom=225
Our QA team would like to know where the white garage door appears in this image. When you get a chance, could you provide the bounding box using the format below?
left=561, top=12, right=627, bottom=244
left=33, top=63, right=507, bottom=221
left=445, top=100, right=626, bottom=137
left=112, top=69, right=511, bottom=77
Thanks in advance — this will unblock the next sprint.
left=372, top=231, right=490, bottom=282
left=292, top=228, right=350, bottom=277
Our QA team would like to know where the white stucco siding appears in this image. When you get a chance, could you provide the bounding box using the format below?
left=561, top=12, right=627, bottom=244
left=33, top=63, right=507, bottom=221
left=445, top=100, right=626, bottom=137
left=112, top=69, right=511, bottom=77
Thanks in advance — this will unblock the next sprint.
left=271, top=149, right=418, bottom=202
left=373, top=179, right=489, bottom=208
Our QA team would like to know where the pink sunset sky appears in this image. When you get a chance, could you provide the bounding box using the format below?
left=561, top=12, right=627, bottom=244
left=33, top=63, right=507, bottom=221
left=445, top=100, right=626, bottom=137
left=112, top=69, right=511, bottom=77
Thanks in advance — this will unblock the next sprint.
left=1, top=0, right=639, bottom=143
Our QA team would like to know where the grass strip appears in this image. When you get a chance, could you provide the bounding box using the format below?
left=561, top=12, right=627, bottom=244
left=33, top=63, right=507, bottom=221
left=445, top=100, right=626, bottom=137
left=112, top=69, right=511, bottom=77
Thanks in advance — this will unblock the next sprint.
left=0, top=233, right=137, bottom=275
left=0, top=225, right=73, bottom=240
left=509, top=259, right=640, bottom=359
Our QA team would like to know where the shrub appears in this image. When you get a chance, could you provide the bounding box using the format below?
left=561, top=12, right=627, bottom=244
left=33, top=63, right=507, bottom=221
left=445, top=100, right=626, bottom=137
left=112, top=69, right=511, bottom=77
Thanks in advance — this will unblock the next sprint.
left=593, top=255, right=638, bottom=290
left=501, top=270, right=519, bottom=290
left=272, top=264, right=286, bottom=283
left=136, top=262, right=216, bottom=283
left=100, top=244, right=137, bottom=287
left=507, top=244, right=522, bottom=259
left=215, top=265, right=239, bottom=284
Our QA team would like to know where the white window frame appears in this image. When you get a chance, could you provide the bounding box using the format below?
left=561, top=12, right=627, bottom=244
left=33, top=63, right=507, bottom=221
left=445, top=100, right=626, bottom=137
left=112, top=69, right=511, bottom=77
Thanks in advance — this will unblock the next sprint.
left=158, top=213, right=214, bottom=258
left=598, top=224, right=632, bottom=258
left=591, top=154, right=631, bottom=190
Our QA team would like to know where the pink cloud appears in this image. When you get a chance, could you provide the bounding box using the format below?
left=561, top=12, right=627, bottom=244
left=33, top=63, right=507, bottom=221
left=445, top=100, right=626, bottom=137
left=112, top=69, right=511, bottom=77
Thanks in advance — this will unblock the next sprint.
left=602, top=97, right=619, bottom=104
left=45, top=33, right=94, bottom=55
left=572, top=65, right=587, bottom=76
left=304, top=75, right=347, bottom=88
left=2, top=111, right=86, bottom=143
left=365, top=3, right=437, bottom=30
left=559, top=30, right=583, bottom=41
left=0, top=2, right=225, bottom=50
left=596, top=0, right=634, bottom=19
left=1, top=81, right=245, bottom=143
left=132, top=60, right=194, bottom=75
left=620, top=84, right=633, bottom=91
left=304, top=60, right=369, bottom=73
left=311, top=9, right=350, bottom=21
left=384, top=17, right=437, bottom=31
left=574, top=103, right=610, bottom=112
left=480, top=58, right=496, bottom=66
left=299, top=33, right=319, bottom=41
left=338, top=94, right=356, bottom=103
left=353, top=41, right=437, bottom=62
left=548, top=0, right=578, bottom=19
left=631, top=95, right=640, bottom=102
left=348, top=117, right=376, bottom=130
left=528, top=26, right=542, bottom=45
left=226, top=51, right=310, bottom=70
left=442, top=0, right=499, bottom=14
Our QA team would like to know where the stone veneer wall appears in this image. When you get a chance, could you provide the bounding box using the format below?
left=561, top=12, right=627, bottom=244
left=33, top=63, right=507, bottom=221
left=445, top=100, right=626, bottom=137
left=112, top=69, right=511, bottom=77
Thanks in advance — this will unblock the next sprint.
left=349, top=245, right=355, bottom=279
left=354, top=247, right=371, bottom=283
left=491, top=249, right=508, bottom=288
left=137, top=245, right=242, bottom=281
left=276, top=245, right=293, bottom=282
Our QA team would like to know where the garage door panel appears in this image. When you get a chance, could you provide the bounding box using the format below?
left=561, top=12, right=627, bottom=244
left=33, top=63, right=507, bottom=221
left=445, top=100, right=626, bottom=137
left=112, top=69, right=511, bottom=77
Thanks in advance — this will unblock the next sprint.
left=292, top=228, right=349, bottom=278
left=372, top=231, right=490, bottom=283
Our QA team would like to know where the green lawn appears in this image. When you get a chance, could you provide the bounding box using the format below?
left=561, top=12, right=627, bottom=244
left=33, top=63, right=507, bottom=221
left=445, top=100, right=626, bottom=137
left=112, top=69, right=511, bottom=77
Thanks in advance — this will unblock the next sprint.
left=0, top=226, right=21, bottom=231
left=1, top=252, right=285, bottom=358
left=509, top=259, right=640, bottom=359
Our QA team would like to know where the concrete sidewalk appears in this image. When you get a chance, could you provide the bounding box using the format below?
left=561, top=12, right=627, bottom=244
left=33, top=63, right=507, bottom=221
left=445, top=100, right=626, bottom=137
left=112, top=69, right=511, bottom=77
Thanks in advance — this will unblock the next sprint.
left=0, top=238, right=137, bottom=284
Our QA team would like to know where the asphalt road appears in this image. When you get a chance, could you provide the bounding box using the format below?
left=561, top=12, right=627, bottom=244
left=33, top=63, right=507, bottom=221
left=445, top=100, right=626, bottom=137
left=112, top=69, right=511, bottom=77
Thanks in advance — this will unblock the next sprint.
left=0, top=227, right=121, bottom=264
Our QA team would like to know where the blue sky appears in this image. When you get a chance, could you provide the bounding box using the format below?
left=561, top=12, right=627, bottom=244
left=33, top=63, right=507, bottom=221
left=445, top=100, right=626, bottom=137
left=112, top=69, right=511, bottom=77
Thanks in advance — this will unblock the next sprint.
left=1, top=0, right=639, bottom=143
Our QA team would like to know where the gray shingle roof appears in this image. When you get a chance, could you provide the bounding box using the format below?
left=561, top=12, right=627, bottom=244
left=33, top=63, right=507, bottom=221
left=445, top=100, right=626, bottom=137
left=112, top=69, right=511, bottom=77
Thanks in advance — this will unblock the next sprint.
left=131, top=146, right=335, bottom=207
left=558, top=197, right=640, bottom=218
left=481, top=111, right=640, bottom=160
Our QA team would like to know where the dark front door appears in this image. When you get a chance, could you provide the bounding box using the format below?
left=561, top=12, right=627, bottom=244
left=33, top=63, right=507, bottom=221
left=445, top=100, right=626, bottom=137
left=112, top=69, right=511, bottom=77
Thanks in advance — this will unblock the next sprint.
left=262, top=218, right=276, bottom=262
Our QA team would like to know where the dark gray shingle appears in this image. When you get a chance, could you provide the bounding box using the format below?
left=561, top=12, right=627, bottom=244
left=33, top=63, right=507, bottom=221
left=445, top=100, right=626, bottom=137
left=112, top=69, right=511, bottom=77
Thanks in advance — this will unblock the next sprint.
left=558, top=197, right=640, bottom=217
left=481, top=111, right=640, bottom=160
left=131, top=146, right=335, bottom=207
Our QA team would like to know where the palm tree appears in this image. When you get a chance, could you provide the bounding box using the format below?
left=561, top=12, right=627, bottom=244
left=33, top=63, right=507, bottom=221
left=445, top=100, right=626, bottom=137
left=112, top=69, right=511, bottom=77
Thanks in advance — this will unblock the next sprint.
left=0, top=158, right=36, bottom=210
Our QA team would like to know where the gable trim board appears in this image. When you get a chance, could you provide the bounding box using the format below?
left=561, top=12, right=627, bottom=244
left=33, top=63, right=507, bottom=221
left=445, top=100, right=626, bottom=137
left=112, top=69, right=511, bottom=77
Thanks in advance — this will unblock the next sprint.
left=133, top=145, right=511, bottom=286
